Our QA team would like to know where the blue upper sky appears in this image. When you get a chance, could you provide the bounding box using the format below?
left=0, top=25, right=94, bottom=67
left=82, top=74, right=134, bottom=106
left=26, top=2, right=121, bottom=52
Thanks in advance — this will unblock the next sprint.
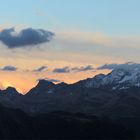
left=1, top=0, right=140, bottom=35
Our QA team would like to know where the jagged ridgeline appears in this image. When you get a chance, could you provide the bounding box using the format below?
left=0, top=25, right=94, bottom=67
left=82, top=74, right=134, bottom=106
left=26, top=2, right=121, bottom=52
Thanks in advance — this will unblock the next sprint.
left=0, top=68, right=140, bottom=138
left=0, top=68, right=140, bottom=116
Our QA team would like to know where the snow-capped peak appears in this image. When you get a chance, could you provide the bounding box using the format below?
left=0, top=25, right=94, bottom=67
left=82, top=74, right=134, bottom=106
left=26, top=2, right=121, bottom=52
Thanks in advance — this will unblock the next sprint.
left=84, top=68, right=140, bottom=90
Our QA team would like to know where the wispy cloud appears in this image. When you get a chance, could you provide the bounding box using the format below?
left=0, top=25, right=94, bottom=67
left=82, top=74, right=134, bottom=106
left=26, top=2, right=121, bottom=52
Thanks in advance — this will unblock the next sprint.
left=53, top=65, right=94, bottom=73
left=55, top=30, right=140, bottom=49
left=72, top=65, right=94, bottom=72
left=97, top=62, right=140, bottom=70
left=1, top=65, right=17, bottom=71
left=44, top=78, right=61, bottom=83
left=53, top=66, right=70, bottom=73
left=33, top=66, right=47, bottom=72
left=37, top=78, right=61, bottom=83
left=56, top=31, right=111, bottom=47
left=97, top=64, right=120, bottom=70
left=36, top=10, right=46, bottom=17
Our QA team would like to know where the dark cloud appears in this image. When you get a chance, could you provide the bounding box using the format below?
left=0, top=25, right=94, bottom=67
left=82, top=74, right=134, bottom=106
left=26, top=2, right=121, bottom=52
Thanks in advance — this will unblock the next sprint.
left=97, top=64, right=120, bottom=70
left=1, top=66, right=17, bottom=71
left=53, top=66, right=70, bottom=73
left=44, top=78, right=61, bottom=83
left=37, top=78, right=61, bottom=83
left=72, top=65, right=94, bottom=72
left=53, top=65, right=94, bottom=73
left=97, top=62, right=140, bottom=70
left=0, top=28, right=54, bottom=48
left=33, top=66, right=47, bottom=72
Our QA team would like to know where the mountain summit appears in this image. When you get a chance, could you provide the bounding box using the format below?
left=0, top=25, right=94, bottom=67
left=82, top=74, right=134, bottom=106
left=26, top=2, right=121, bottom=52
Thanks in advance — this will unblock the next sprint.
left=77, top=68, right=140, bottom=90
left=27, top=80, right=55, bottom=95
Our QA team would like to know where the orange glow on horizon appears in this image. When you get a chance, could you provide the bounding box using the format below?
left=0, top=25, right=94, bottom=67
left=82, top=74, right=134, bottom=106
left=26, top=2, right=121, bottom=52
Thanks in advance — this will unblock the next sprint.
left=2, top=81, right=23, bottom=93
left=0, top=69, right=110, bottom=94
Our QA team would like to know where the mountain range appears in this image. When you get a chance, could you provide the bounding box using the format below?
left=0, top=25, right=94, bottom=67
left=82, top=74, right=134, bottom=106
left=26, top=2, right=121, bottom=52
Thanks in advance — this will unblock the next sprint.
left=0, top=67, right=140, bottom=117
left=0, top=67, right=139, bottom=138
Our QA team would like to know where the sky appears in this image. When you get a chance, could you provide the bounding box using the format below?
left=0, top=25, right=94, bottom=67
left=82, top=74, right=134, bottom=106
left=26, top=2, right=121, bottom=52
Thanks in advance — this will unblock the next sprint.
left=0, top=0, right=139, bottom=93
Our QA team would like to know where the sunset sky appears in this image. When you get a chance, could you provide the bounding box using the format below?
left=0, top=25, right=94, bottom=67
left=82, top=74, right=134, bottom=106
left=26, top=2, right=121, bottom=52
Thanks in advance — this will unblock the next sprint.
left=0, top=0, right=139, bottom=93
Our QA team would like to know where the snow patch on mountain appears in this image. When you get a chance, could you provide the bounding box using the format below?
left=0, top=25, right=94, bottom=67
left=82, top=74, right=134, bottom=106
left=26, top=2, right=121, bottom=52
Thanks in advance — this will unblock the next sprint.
left=84, top=67, right=140, bottom=90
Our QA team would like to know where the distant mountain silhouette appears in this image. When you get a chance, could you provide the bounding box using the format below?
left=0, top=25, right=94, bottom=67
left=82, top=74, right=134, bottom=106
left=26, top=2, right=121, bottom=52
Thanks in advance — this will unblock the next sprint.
left=28, top=79, right=55, bottom=95
left=0, top=68, right=140, bottom=116
left=3, top=87, right=20, bottom=95
left=0, top=68, right=140, bottom=138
